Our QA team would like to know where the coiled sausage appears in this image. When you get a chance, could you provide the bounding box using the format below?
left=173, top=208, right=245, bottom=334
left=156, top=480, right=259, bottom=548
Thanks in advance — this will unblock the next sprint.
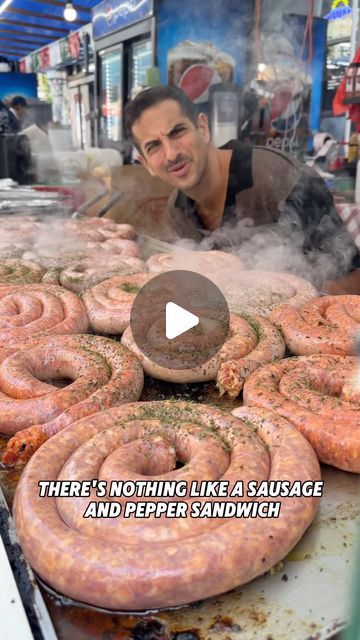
left=1, top=334, right=144, bottom=467
left=13, top=401, right=320, bottom=610
left=243, top=354, right=360, bottom=472
left=0, top=283, right=88, bottom=344
left=270, top=295, right=360, bottom=355
left=83, top=274, right=153, bottom=334
left=0, top=260, right=44, bottom=285
left=122, top=313, right=285, bottom=394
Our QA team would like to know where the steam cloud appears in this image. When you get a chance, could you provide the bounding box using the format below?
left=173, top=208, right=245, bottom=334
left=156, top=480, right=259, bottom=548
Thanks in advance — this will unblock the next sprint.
left=172, top=186, right=357, bottom=290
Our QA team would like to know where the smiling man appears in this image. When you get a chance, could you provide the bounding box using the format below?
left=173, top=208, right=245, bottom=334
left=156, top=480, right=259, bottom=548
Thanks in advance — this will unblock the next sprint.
left=124, top=85, right=357, bottom=284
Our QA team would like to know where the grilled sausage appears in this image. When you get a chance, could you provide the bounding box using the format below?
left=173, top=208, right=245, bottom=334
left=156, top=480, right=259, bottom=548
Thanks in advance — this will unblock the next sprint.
left=147, top=250, right=245, bottom=275
left=0, top=260, right=45, bottom=285
left=243, top=354, right=360, bottom=472
left=55, top=256, right=146, bottom=294
left=213, top=270, right=318, bottom=318
left=83, top=273, right=152, bottom=334
left=13, top=400, right=320, bottom=610
left=0, top=283, right=88, bottom=344
left=270, top=295, right=360, bottom=355
left=1, top=334, right=144, bottom=467
left=122, top=313, right=285, bottom=394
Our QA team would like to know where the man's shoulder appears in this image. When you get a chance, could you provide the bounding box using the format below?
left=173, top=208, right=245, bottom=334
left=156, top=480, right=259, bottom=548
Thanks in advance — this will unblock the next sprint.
left=253, top=144, right=302, bottom=165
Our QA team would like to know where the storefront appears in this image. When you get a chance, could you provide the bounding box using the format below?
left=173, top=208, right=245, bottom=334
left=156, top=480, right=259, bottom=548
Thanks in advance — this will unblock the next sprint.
left=19, top=25, right=95, bottom=149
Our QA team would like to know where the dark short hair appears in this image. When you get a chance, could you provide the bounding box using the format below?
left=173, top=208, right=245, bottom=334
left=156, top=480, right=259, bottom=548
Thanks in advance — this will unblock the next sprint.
left=11, top=96, right=28, bottom=108
left=124, top=85, right=198, bottom=152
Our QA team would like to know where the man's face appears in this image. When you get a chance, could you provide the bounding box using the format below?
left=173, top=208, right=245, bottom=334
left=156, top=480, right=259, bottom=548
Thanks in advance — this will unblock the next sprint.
left=132, top=99, right=211, bottom=191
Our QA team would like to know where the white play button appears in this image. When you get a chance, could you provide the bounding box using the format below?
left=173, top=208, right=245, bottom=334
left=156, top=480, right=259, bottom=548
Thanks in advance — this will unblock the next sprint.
left=165, top=302, right=199, bottom=340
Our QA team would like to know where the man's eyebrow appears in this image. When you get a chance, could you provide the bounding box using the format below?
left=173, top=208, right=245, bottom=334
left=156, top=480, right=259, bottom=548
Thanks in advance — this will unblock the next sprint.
left=168, top=121, right=187, bottom=134
left=144, top=138, right=159, bottom=151
left=143, top=121, right=188, bottom=151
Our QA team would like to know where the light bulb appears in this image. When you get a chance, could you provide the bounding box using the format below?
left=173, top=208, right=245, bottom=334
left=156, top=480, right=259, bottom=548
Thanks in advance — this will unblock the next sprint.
left=64, top=1, right=77, bottom=22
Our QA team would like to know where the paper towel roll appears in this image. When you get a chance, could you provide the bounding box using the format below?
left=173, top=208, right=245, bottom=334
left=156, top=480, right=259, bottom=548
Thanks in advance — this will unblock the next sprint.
left=313, top=132, right=333, bottom=154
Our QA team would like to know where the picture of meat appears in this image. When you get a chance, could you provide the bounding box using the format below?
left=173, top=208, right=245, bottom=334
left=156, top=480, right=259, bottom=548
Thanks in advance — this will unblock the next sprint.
left=0, top=283, right=88, bottom=345
left=13, top=401, right=319, bottom=610
left=167, top=40, right=235, bottom=103
left=243, top=354, right=360, bottom=473
left=180, top=64, right=220, bottom=103
left=1, top=334, right=144, bottom=467
left=269, top=295, right=360, bottom=355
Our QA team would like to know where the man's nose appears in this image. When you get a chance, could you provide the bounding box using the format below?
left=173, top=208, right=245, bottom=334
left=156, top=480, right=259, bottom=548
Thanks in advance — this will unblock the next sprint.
left=162, top=137, right=179, bottom=161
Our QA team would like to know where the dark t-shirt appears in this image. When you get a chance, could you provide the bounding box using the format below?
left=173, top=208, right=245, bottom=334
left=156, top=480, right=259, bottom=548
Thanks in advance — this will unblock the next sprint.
left=166, top=140, right=358, bottom=276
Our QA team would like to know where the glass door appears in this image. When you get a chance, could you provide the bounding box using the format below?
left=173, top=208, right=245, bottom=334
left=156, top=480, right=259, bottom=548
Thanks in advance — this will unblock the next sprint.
left=69, top=86, right=82, bottom=149
left=99, top=45, right=123, bottom=144
left=80, top=83, right=92, bottom=148
left=128, top=38, right=152, bottom=99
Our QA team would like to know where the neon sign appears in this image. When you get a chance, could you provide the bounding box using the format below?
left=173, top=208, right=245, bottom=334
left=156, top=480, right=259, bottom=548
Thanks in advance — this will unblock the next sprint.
left=324, top=0, right=352, bottom=20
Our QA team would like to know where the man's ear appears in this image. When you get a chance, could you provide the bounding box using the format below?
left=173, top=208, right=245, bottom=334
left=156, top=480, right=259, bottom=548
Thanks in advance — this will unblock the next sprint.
left=197, top=112, right=211, bottom=142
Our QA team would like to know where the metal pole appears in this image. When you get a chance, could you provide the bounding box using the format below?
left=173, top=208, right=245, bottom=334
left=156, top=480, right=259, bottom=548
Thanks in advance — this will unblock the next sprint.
left=345, top=0, right=359, bottom=143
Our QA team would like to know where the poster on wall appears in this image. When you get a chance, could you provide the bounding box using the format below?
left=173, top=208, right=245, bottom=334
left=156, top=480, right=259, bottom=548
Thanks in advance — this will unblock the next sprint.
left=247, top=15, right=327, bottom=155
left=167, top=40, right=236, bottom=103
left=156, top=0, right=253, bottom=101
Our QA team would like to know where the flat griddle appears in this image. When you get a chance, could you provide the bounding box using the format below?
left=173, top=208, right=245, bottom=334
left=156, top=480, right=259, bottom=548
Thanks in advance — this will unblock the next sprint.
left=0, top=219, right=358, bottom=638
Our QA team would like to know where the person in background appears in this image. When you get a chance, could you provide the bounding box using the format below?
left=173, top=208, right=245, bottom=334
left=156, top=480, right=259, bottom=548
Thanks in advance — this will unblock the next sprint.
left=8, top=96, right=28, bottom=133
left=0, top=100, right=11, bottom=134
left=125, top=85, right=360, bottom=293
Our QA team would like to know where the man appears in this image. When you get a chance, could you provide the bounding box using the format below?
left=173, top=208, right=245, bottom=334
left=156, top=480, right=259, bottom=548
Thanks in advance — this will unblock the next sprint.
left=8, top=95, right=28, bottom=133
left=124, top=85, right=358, bottom=287
left=0, top=99, right=11, bottom=134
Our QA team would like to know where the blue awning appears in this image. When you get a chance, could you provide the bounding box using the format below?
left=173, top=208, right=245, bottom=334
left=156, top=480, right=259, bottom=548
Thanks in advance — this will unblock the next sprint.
left=0, top=0, right=100, bottom=60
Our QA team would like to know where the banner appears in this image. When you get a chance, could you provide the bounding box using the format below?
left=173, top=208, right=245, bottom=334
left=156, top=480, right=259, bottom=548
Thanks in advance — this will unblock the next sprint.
left=69, top=32, right=80, bottom=60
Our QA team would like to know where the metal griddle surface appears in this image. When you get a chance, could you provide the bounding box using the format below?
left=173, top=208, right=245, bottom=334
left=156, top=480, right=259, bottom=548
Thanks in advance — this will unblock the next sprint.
left=0, top=377, right=359, bottom=640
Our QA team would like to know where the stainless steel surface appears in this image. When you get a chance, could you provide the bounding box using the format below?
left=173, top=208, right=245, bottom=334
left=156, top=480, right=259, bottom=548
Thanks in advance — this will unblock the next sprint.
left=152, top=465, right=357, bottom=640
left=0, top=532, right=33, bottom=640
left=24, top=463, right=360, bottom=640
left=0, top=486, right=58, bottom=640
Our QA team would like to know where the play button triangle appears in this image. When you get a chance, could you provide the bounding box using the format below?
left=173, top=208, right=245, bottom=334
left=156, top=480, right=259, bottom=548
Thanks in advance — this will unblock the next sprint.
left=165, top=302, right=199, bottom=340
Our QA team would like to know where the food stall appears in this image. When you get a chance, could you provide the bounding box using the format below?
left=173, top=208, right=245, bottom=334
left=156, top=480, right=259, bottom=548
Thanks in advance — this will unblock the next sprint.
left=0, top=1, right=359, bottom=639
left=0, top=197, right=358, bottom=638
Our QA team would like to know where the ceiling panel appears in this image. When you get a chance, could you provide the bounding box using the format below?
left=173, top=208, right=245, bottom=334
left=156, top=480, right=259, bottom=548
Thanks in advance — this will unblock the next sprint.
left=0, top=0, right=100, bottom=60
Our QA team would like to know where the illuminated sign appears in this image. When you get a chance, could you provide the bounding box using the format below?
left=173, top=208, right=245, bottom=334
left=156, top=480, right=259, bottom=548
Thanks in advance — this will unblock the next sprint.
left=92, top=0, right=153, bottom=39
left=324, top=0, right=352, bottom=20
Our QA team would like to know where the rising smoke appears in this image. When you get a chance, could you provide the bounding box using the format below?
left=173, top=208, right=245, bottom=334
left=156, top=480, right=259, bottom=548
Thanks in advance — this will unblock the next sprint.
left=171, top=175, right=357, bottom=290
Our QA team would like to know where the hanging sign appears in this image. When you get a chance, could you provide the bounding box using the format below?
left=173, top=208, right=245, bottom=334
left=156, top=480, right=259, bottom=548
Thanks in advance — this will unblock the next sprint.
left=324, top=0, right=352, bottom=20
left=69, top=32, right=80, bottom=59
left=92, top=0, right=153, bottom=40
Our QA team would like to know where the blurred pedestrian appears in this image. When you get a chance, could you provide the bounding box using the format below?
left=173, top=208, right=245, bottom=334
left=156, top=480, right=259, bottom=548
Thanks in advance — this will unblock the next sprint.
left=8, top=96, right=28, bottom=133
